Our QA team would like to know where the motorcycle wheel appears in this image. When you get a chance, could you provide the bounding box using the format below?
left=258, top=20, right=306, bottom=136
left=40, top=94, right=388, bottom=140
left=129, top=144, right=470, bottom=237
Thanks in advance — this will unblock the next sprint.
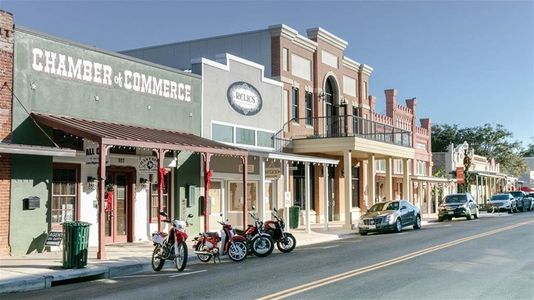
left=151, top=245, right=165, bottom=271
left=173, top=241, right=188, bottom=271
left=276, top=233, right=296, bottom=253
left=195, top=243, right=212, bottom=263
left=227, top=241, right=248, bottom=262
left=251, top=235, right=274, bottom=257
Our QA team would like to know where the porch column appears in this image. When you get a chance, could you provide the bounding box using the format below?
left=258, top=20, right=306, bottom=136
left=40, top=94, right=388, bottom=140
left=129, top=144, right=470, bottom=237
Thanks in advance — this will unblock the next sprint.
left=426, top=182, right=432, bottom=214
left=385, top=156, right=393, bottom=201
left=402, top=158, right=410, bottom=201
left=344, top=150, right=352, bottom=229
left=475, top=175, right=480, bottom=204
left=242, top=155, right=248, bottom=230
left=202, top=153, right=212, bottom=233
left=367, top=154, right=376, bottom=206
left=434, top=185, right=439, bottom=213
left=323, top=163, right=329, bottom=230
left=284, top=160, right=290, bottom=232
left=97, top=143, right=107, bottom=260
left=304, top=162, right=311, bottom=233
left=259, top=157, right=266, bottom=222
left=156, top=148, right=167, bottom=233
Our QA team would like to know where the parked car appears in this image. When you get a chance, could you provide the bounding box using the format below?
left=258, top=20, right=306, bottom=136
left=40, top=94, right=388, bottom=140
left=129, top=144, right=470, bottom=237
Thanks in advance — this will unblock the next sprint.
left=438, top=193, right=479, bottom=221
left=358, top=200, right=421, bottom=235
left=488, top=193, right=517, bottom=213
left=529, top=193, right=534, bottom=210
left=510, top=191, right=528, bottom=212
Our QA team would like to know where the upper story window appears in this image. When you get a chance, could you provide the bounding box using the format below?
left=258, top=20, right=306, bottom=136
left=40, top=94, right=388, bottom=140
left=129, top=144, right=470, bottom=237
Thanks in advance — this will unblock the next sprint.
left=416, top=160, right=427, bottom=176
left=211, top=122, right=274, bottom=150
left=282, top=48, right=289, bottom=72
left=305, top=92, right=313, bottom=126
left=291, top=87, right=299, bottom=120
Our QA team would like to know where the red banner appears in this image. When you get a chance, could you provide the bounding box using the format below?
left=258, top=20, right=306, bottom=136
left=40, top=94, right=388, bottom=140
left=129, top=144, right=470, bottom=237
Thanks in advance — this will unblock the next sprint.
left=105, top=191, right=113, bottom=212
left=159, top=167, right=168, bottom=192
left=456, top=167, right=465, bottom=184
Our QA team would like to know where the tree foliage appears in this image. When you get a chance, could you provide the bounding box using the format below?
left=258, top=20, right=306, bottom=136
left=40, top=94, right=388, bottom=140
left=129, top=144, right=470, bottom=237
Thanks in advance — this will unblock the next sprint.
left=431, top=123, right=527, bottom=177
left=522, top=143, right=534, bottom=157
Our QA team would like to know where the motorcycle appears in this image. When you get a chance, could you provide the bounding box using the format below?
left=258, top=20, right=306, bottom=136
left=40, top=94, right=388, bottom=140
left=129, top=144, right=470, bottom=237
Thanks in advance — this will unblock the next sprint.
left=234, top=211, right=274, bottom=257
left=193, top=218, right=248, bottom=263
left=264, top=208, right=296, bottom=253
left=151, top=212, right=193, bottom=272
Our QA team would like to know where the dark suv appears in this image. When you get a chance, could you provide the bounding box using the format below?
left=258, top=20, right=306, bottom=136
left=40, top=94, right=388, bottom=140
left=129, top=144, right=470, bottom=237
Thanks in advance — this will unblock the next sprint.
left=510, top=191, right=528, bottom=212
left=438, top=193, right=479, bottom=221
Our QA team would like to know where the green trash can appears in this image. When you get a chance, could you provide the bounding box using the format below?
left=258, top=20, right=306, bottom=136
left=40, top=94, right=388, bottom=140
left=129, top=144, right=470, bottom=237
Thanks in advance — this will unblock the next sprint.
left=62, top=221, right=91, bottom=269
left=289, top=206, right=300, bottom=229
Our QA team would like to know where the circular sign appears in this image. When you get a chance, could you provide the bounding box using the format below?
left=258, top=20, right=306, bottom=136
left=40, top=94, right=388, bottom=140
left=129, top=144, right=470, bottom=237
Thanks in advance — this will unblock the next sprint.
left=227, top=81, right=263, bottom=116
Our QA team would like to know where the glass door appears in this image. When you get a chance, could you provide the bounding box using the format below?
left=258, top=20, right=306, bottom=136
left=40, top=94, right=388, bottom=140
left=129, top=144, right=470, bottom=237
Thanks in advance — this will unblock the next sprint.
left=105, top=171, right=131, bottom=244
left=208, top=181, right=223, bottom=231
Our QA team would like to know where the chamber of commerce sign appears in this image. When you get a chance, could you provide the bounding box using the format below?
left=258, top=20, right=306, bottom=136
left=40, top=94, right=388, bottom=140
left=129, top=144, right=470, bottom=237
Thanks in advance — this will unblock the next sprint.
left=31, top=47, right=192, bottom=102
left=227, top=81, right=262, bottom=116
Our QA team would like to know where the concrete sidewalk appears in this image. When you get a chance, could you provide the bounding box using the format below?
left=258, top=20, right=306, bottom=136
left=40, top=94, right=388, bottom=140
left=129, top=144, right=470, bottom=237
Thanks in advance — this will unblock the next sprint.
left=0, top=217, right=435, bottom=294
left=0, top=225, right=357, bottom=294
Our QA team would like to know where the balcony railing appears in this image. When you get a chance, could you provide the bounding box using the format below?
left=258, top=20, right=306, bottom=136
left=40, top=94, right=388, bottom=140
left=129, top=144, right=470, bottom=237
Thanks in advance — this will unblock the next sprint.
left=273, top=115, right=412, bottom=152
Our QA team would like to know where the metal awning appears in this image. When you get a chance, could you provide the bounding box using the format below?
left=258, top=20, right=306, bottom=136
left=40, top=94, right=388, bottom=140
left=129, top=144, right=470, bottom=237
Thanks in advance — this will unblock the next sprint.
left=248, top=150, right=339, bottom=165
left=31, top=112, right=247, bottom=156
left=0, top=142, right=76, bottom=157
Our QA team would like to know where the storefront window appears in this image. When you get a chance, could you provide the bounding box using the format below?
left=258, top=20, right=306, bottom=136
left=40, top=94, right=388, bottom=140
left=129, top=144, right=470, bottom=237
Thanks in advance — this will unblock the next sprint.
left=229, top=181, right=257, bottom=211
left=52, top=165, right=79, bottom=228
left=212, top=123, right=234, bottom=143
left=236, top=127, right=255, bottom=146
left=257, top=130, right=274, bottom=148
left=150, top=172, right=171, bottom=222
left=264, top=181, right=276, bottom=210
left=293, top=163, right=315, bottom=210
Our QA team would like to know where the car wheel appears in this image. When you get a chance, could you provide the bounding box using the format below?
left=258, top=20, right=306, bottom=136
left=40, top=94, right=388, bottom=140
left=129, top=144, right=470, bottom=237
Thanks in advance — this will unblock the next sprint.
left=474, top=209, right=479, bottom=219
left=438, top=216, right=444, bottom=222
left=394, top=218, right=402, bottom=233
left=413, top=215, right=421, bottom=230
left=359, top=231, right=368, bottom=236
left=466, top=211, right=472, bottom=220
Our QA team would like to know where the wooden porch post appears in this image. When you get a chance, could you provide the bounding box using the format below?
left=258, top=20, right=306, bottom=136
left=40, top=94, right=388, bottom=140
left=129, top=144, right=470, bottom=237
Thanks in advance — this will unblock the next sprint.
left=97, top=142, right=108, bottom=260
left=203, top=153, right=212, bottom=233
left=242, top=155, right=248, bottom=230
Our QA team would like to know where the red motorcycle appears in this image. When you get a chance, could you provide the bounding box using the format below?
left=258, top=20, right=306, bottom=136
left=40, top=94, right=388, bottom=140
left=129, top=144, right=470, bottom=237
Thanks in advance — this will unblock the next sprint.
left=234, top=211, right=274, bottom=257
left=193, top=219, right=248, bottom=262
left=151, top=212, right=193, bottom=271
left=264, top=208, right=296, bottom=253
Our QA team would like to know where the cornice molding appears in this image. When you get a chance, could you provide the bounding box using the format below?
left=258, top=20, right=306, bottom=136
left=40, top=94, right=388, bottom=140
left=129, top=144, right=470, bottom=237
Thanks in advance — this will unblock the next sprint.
left=306, top=27, right=348, bottom=51
left=269, top=24, right=317, bottom=52
left=343, top=56, right=361, bottom=72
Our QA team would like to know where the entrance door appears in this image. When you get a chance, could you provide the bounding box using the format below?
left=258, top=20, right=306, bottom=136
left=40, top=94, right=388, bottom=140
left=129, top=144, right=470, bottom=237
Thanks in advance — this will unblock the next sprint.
left=105, top=170, right=133, bottom=244
left=208, top=181, right=223, bottom=231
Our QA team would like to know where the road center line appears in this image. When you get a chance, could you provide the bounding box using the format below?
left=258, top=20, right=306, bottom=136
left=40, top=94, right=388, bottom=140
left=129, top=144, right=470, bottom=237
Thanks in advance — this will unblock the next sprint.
left=257, top=220, right=534, bottom=300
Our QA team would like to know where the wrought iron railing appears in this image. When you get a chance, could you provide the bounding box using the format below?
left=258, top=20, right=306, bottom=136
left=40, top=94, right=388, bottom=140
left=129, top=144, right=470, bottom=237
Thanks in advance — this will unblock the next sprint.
left=273, top=115, right=412, bottom=152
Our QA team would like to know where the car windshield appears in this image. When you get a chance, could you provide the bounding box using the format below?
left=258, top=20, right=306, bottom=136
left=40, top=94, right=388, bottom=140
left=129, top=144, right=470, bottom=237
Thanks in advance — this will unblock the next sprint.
left=491, top=194, right=510, bottom=200
left=444, top=195, right=467, bottom=203
left=368, top=202, right=399, bottom=212
left=510, top=192, right=523, bottom=198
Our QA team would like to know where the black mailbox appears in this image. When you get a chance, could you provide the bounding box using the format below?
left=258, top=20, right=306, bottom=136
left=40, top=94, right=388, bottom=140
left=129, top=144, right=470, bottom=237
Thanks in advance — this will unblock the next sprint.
left=23, top=196, right=40, bottom=210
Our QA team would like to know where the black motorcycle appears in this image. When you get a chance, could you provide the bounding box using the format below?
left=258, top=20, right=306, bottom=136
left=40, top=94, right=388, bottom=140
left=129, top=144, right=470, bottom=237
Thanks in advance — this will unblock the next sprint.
left=263, top=208, right=296, bottom=253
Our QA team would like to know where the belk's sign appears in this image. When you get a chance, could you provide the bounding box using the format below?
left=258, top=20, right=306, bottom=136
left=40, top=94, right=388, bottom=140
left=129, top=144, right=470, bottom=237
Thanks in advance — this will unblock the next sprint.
left=227, top=81, right=262, bottom=116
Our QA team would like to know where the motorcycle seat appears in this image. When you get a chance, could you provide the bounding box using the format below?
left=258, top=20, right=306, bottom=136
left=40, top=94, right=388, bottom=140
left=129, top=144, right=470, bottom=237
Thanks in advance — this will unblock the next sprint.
left=156, top=231, right=168, bottom=238
left=234, top=228, right=245, bottom=235
left=204, top=232, right=219, bottom=238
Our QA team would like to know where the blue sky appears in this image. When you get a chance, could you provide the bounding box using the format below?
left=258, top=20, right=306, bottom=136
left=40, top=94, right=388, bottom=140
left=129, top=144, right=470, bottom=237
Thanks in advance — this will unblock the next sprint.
left=1, top=0, right=533, bottom=145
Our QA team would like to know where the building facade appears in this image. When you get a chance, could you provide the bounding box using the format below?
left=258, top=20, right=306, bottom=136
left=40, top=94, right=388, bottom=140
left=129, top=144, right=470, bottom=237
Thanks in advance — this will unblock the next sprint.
left=123, top=24, right=438, bottom=228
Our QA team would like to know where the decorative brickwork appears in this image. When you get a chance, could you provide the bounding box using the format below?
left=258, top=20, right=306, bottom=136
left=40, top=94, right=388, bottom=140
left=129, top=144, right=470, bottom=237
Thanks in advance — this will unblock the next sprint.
left=0, top=9, right=13, bottom=256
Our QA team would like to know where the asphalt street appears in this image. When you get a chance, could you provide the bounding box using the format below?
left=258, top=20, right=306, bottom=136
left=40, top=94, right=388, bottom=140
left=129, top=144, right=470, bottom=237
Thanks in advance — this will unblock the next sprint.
left=8, top=211, right=534, bottom=300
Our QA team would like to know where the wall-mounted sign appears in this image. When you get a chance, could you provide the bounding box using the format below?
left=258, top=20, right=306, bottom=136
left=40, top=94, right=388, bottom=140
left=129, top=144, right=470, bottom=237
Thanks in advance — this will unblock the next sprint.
left=31, top=47, right=192, bottom=102
left=139, top=156, right=158, bottom=174
left=456, top=167, right=465, bottom=184
left=266, top=167, right=281, bottom=177
left=227, top=81, right=262, bottom=116
left=85, top=144, right=110, bottom=165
